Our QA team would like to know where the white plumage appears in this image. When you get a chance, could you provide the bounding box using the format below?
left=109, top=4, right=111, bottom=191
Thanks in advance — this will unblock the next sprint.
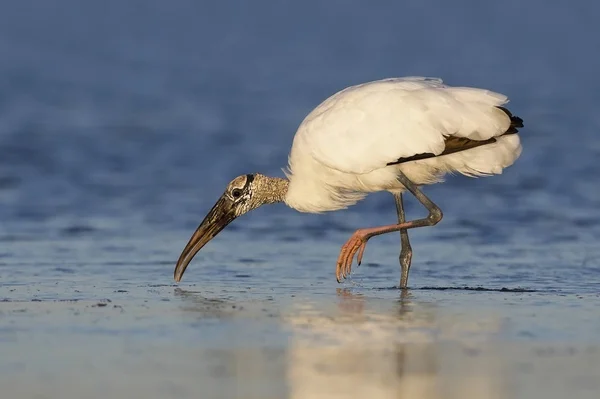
left=284, top=77, right=522, bottom=213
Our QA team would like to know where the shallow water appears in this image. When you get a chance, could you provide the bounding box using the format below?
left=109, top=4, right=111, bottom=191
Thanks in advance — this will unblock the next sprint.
left=1, top=1, right=600, bottom=398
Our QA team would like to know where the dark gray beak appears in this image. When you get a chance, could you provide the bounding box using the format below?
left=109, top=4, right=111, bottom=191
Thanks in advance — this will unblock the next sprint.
left=174, top=196, right=236, bottom=282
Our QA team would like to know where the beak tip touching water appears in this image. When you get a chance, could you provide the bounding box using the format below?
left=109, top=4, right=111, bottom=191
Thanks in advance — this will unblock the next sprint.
left=172, top=196, right=237, bottom=283
left=173, top=269, right=183, bottom=283
left=174, top=254, right=194, bottom=282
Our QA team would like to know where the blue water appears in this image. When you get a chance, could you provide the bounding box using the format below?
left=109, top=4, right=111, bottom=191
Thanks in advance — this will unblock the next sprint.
left=1, top=1, right=600, bottom=398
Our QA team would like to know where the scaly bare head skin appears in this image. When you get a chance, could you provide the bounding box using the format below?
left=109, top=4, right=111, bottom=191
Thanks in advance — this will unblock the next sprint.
left=173, top=173, right=288, bottom=282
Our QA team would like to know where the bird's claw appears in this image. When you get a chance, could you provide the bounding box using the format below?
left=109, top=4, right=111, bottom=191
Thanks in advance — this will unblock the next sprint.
left=336, top=231, right=369, bottom=282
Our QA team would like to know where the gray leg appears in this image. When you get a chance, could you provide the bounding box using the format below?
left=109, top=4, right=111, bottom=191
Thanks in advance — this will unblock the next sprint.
left=395, top=171, right=443, bottom=288
left=396, top=172, right=443, bottom=224
left=336, top=171, right=443, bottom=283
left=393, top=192, right=412, bottom=289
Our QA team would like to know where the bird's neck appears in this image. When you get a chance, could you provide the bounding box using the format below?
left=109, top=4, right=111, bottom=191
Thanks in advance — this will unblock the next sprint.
left=257, top=175, right=289, bottom=204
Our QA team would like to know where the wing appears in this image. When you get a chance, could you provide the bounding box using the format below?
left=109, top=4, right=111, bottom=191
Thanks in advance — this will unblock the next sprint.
left=292, top=77, right=514, bottom=174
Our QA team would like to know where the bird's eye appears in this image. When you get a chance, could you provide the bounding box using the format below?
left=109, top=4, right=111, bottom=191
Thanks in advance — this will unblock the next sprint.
left=231, top=188, right=242, bottom=198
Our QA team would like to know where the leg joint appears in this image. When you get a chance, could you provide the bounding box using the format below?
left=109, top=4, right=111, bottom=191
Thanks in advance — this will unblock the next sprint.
left=427, top=207, right=443, bottom=225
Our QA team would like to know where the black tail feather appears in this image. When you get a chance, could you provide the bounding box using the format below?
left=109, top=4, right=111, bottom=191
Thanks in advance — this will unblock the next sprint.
left=497, top=106, right=524, bottom=133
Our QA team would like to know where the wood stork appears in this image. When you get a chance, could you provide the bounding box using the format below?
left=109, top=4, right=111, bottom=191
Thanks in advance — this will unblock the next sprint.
left=174, top=77, right=523, bottom=288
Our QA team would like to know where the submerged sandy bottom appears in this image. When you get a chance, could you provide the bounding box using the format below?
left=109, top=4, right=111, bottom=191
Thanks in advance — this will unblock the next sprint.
left=2, top=281, right=599, bottom=399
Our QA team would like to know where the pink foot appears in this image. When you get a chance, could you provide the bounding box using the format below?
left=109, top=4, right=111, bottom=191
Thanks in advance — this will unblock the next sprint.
left=336, top=229, right=370, bottom=282
left=335, top=220, right=419, bottom=283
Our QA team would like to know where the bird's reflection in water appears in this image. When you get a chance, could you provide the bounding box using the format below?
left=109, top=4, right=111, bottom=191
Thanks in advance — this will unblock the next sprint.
left=173, top=287, right=239, bottom=318
left=173, top=288, right=505, bottom=399
left=286, top=289, right=504, bottom=399
left=335, top=288, right=365, bottom=315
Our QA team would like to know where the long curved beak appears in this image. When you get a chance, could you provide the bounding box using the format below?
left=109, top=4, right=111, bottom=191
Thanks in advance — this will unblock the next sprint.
left=174, top=196, right=237, bottom=282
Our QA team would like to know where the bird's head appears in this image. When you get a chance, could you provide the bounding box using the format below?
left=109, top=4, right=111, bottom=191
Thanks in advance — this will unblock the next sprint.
left=173, top=173, right=288, bottom=282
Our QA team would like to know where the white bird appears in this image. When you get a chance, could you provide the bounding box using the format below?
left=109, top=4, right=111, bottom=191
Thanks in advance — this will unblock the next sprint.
left=174, top=77, right=523, bottom=288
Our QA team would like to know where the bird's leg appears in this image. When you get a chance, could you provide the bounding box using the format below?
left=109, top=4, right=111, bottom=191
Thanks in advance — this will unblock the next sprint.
left=394, top=192, right=412, bottom=289
left=336, top=171, right=443, bottom=283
